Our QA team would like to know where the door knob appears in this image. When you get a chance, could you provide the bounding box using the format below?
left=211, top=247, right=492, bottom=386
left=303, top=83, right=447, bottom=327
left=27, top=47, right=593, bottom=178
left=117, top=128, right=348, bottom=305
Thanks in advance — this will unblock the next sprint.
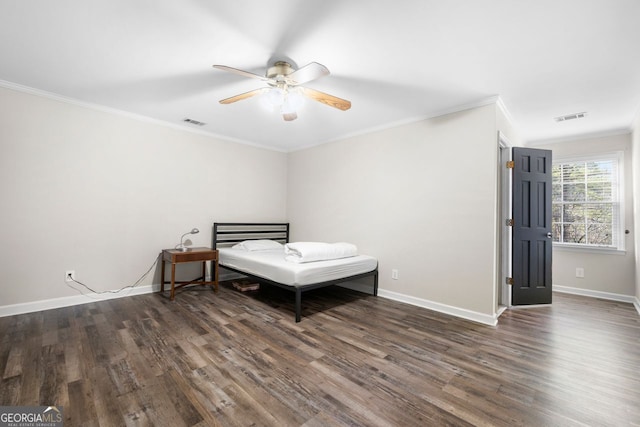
left=546, top=232, right=552, bottom=239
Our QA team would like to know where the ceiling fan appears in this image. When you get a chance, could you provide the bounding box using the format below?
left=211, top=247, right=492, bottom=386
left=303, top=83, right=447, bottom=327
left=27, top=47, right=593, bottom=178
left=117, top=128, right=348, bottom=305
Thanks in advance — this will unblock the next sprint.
left=212, top=61, right=351, bottom=121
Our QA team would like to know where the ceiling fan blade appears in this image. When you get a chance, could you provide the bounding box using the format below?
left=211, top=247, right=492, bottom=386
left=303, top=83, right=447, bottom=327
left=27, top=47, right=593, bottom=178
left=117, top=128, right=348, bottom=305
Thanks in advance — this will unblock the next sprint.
left=213, top=65, right=268, bottom=81
left=300, top=87, right=351, bottom=111
left=219, top=88, right=267, bottom=104
left=287, top=62, right=329, bottom=85
left=283, top=112, right=298, bottom=121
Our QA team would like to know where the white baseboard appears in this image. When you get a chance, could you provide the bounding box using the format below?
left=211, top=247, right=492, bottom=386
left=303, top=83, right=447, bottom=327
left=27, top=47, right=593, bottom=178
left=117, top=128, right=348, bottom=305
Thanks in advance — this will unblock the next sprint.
left=5, top=281, right=637, bottom=321
left=0, top=284, right=160, bottom=318
left=496, top=305, right=508, bottom=317
left=377, top=289, right=498, bottom=326
left=553, top=285, right=637, bottom=304
left=0, top=270, right=244, bottom=318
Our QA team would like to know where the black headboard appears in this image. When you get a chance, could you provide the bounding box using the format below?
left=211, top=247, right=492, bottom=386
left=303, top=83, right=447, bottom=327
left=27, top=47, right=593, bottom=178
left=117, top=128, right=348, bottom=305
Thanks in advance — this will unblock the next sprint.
left=212, top=223, right=290, bottom=249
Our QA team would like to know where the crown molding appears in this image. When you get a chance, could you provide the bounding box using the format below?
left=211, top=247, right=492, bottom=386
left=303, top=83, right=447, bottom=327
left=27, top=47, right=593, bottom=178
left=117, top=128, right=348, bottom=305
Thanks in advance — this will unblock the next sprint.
left=0, top=79, right=287, bottom=153
left=290, top=95, right=503, bottom=153
left=526, top=127, right=633, bottom=146
left=495, top=97, right=519, bottom=132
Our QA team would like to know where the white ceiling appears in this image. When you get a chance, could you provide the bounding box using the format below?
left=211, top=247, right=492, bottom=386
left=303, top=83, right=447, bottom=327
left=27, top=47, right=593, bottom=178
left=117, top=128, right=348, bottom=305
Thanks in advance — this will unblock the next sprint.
left=1, top=0, right=639, bottom=152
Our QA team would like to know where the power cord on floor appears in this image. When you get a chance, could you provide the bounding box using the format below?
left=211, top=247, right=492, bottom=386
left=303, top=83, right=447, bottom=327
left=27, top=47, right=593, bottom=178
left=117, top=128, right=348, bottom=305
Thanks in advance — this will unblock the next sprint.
left=66, top=254, right=160, bottom=296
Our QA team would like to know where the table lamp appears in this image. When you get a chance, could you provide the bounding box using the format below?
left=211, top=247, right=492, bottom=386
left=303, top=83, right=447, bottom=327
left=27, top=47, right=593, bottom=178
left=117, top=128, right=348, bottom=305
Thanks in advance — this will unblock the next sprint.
left=177, top=228, right=199, bottom=251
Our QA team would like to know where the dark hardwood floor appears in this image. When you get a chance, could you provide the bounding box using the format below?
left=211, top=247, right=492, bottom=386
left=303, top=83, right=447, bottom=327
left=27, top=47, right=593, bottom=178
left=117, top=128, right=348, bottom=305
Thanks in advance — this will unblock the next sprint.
left=1, top=283, right=639, bottom=426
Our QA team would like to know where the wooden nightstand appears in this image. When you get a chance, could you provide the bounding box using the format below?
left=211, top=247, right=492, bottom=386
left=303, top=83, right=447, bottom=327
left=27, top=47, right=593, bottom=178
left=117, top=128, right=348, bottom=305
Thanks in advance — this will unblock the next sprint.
left=160, top=247, right=219, bottom=300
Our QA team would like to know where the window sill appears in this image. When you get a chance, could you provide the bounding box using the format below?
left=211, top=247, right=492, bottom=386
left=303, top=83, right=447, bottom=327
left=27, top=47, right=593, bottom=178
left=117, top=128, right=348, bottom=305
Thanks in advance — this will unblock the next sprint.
left=553, top=244, right=626, bottom=255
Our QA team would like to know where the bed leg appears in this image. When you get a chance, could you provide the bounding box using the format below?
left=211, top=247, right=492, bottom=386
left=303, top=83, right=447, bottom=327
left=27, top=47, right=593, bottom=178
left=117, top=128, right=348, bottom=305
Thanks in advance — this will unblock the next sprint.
left=373, top=270, right=379, bottom=296
left=295, top=289, right=302, bottom=322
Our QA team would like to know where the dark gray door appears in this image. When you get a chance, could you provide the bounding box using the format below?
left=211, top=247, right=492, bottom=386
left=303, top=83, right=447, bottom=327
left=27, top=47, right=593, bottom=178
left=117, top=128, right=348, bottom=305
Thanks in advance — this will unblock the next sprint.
left=512, top=147, right=553, bottom=305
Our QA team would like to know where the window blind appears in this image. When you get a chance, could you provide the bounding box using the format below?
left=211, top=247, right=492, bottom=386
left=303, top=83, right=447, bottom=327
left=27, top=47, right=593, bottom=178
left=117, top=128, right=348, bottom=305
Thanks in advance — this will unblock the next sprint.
left=552, top=154, right=622, bottom=249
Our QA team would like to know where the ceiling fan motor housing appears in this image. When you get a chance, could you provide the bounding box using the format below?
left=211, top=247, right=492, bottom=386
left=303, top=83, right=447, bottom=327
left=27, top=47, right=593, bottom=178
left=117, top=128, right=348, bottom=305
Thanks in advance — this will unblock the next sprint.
left=267, top=61, right=294, bottom=83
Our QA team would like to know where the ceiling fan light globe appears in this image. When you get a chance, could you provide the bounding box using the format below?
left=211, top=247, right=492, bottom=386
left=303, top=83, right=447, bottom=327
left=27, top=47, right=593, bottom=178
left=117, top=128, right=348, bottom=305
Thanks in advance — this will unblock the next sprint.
left=281, top=99, right=295, bottom=115
left=282, top=91, right=304, bottom=114
left=267, top=87, right=285, bottom=106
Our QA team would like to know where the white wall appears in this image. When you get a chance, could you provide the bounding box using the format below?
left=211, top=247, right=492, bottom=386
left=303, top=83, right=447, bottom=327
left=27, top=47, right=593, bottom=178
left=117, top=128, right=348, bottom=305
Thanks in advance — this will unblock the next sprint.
left=632, top=111, right=640, bottom=307
left=0, top=86, right=287, bottom=309
left=529, top=134, right=635, bottom=298
left=288, top=104, right=500, bottom=320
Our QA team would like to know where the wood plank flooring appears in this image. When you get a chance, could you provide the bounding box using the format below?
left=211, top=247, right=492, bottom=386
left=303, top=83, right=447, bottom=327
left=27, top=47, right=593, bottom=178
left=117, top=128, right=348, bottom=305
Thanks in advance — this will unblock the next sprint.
left=1, top=283, right=639, bottom=426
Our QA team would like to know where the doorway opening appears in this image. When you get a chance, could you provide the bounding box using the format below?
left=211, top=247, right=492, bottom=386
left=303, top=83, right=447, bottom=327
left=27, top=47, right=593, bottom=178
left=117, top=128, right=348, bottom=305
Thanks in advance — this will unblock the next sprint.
left=497, top=136, right=554, bottom=313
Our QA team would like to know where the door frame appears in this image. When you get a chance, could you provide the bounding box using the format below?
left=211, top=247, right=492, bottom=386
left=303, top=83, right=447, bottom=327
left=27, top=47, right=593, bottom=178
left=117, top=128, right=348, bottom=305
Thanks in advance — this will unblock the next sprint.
left=497, top=132, right=512, bottom=312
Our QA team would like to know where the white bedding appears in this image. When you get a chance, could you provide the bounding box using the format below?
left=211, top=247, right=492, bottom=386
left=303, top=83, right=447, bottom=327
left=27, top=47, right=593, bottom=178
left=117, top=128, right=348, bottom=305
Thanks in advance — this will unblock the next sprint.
left=284, top=242, right=358, bottom=263
left=219, top=248, right=377, bottom=287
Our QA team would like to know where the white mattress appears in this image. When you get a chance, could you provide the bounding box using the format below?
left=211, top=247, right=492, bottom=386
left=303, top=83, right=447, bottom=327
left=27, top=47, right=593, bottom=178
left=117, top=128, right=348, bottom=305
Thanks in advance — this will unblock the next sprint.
left=218, top=248, right=378, bottom=287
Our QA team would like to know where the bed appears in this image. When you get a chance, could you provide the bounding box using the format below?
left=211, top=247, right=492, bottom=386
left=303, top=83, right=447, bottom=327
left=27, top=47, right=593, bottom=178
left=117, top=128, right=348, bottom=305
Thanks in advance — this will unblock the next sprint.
left=212, top=222, right=378, bottom=322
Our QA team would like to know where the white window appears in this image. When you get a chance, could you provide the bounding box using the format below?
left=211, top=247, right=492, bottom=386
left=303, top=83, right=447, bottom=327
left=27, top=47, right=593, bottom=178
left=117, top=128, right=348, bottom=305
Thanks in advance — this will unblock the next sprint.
left=552, top=152, right=624, bottom=251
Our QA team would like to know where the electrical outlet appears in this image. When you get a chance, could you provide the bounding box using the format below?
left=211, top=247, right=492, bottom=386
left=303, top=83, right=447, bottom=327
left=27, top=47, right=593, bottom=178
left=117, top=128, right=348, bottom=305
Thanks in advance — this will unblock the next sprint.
left=576, top=268, right=584, bottom=278
left=391, top=269, right=399, bottom=280
left=65, top=270, right=76, bottom=282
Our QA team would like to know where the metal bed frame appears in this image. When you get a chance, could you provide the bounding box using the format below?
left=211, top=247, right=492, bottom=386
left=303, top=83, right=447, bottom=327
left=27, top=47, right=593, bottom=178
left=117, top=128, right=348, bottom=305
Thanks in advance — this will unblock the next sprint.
left=212, top=222, right=378, bottom=322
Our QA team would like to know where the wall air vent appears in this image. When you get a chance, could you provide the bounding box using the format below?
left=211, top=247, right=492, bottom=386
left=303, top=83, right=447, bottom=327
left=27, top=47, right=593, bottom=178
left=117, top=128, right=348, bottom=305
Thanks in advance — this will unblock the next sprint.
left=183, top=118, right=206, bottom=126
left=554, top=112, right=587, bottom=122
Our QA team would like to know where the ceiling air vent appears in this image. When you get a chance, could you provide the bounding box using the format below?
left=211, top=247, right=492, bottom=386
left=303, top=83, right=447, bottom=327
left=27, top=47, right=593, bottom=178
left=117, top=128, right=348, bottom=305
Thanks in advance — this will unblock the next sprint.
left=183, top=118, right=206, bottom=126
left=554, top=112, right=587, bottom=122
